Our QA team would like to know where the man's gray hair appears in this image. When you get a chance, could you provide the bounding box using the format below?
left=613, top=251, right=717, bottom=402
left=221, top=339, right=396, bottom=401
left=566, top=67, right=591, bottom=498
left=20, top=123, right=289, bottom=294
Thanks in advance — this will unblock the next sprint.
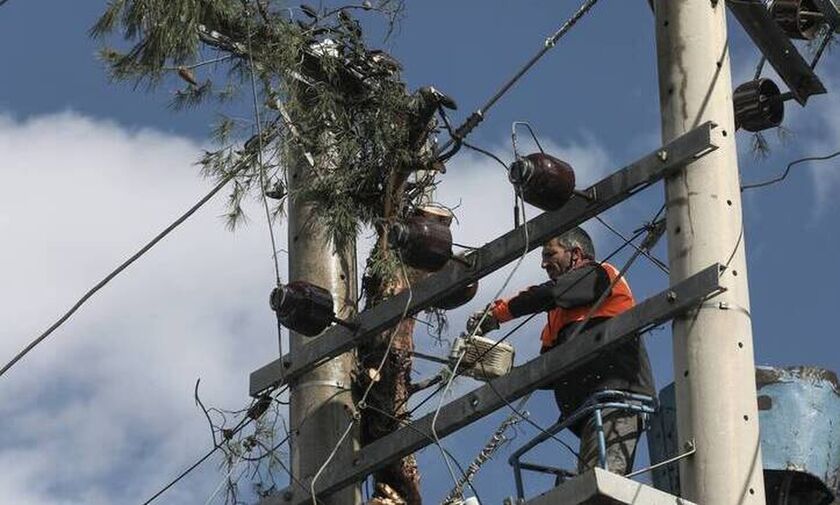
left=552, top=227, right=595, bottom=259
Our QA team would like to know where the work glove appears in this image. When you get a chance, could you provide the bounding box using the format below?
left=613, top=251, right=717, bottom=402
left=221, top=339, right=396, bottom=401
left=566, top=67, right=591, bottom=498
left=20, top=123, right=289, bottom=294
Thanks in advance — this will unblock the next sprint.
left=466, top=306, right=500, bottom=336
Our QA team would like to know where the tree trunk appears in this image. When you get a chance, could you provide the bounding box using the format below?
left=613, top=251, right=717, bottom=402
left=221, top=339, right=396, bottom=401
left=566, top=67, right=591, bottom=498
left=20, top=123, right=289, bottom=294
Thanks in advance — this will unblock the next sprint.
left=358, top=261, right=423, bottom=505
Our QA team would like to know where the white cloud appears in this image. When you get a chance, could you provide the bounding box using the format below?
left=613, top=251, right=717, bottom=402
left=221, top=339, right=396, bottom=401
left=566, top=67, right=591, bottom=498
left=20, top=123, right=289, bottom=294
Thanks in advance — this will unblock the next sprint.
left=0, top=111, right=282, bottom=505
left=804, top=71, right=840, bottom=217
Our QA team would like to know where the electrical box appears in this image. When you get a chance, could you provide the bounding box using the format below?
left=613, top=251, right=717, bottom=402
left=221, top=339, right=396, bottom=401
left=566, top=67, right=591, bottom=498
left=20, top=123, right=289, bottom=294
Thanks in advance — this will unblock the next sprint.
left=450, top=335, right=515, bottom=381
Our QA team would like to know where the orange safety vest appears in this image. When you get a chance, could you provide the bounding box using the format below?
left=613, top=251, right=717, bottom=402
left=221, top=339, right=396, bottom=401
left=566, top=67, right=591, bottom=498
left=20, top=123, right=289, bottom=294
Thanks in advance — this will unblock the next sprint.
left=539, top=262, right=634, bottom=349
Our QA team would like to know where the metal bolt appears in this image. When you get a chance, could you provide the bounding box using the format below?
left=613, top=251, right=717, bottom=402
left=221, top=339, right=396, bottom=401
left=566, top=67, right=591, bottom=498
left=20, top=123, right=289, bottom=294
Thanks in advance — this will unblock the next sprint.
left=470, top=397, right=480, bottom=408
left=684, top=439, right=696, bottom=451
left=657, top=150, right=669, bottom=162
left=353, top=457, right=362, bottom=467
left=666, top=290, right=678, bottom=303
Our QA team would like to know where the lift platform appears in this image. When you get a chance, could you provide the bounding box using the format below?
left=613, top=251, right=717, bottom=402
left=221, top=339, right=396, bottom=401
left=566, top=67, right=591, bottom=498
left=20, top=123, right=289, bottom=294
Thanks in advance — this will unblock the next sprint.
left=521, top=468, right=694, bottom=505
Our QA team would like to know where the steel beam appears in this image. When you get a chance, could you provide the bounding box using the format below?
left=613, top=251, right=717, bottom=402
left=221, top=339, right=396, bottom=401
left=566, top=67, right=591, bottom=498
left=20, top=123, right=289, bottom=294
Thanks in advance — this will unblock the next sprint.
left=265, top=263, right=725, bottom=505
left=727, top=0, right=827, bottom=105
left=249, top=123, right=719, bottom=396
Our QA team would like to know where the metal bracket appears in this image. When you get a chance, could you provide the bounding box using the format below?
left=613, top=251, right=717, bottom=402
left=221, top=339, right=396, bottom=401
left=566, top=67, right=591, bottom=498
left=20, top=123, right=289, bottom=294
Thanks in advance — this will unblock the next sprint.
left=264, top=264, right=726, bottom=505
left=249, top=123, right=719, bottom=397
left=726, top=0, right=827, bottom=105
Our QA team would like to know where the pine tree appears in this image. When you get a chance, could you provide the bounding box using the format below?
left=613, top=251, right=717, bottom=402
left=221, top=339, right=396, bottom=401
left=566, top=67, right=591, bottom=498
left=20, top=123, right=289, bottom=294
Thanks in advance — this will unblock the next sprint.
left=92, top=2, right=451, bottom=503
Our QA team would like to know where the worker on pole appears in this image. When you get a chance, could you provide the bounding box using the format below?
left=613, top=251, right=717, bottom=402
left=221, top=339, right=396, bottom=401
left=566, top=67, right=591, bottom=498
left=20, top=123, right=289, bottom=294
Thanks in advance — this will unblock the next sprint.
left=468, top=227, right=655, bottom=474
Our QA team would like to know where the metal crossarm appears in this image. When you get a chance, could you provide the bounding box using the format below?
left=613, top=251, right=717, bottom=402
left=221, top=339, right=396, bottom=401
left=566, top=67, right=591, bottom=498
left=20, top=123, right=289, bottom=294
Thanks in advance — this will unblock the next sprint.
left=249, top=122, right=719, bottom=396
left=266, top=263, right=725, bottom=505
left=726, top=0, right=827, bottom=105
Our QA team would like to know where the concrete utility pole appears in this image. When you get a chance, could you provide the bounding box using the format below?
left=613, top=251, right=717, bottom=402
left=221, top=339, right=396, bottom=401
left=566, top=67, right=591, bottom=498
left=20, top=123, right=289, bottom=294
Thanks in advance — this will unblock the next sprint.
left=654, top=2, right=766, bottom=505
left=287, top=156, right=361, bottom=505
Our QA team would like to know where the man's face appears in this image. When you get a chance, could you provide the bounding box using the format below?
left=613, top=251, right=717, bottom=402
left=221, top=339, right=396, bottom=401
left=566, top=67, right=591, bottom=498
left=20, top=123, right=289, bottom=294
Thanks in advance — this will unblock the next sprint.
left=541, top=239, right=574, bottom=280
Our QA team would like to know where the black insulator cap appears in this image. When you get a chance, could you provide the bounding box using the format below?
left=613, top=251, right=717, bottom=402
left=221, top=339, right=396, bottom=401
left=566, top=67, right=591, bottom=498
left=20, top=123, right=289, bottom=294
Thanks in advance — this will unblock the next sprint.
left=734, top=78, right=784, bottom=133
left=388, top=215, right=453, bottom=272
left=270, top=281, right=336, bottom=336
left=771, top=0, right=824, bottom=40
left=509, top=153, right=575, bottom=212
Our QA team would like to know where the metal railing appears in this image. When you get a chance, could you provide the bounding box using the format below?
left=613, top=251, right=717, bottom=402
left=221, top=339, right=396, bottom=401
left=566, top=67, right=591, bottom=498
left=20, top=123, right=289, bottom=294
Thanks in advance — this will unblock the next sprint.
left=509, top=390, right=657, bottom=500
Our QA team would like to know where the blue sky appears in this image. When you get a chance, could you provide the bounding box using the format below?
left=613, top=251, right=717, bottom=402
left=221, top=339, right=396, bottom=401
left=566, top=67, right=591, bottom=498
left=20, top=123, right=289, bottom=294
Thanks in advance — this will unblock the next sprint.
left=1, top=1, right=840, bottom=504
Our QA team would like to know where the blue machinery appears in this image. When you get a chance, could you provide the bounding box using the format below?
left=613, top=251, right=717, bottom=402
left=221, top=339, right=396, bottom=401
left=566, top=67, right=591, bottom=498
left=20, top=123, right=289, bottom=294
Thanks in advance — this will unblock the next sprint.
left=648, top=366, right=840, bottom=505
left=509, top=390, right=657, bottom=500
left=509, top=367, right=840, bottom=504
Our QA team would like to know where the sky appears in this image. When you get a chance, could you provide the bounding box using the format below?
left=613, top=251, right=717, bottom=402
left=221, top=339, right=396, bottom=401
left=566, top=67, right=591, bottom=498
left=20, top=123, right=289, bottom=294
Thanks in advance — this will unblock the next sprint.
left=1, top=1, right=840, bottom=505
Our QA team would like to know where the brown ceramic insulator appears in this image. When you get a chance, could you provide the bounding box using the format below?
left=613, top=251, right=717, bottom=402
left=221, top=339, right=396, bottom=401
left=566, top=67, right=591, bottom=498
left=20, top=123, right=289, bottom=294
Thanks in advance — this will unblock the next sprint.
left=508, top=152, right=576, bottom=211
left=734, top=78, right=785, bottom=132
left=269, top=281, right=336, bottom=336
left=771, top=0, right=824, bottom=40
left=433, top=281, right=479, bottom=310
left=388, top=214, right=453, bottom=272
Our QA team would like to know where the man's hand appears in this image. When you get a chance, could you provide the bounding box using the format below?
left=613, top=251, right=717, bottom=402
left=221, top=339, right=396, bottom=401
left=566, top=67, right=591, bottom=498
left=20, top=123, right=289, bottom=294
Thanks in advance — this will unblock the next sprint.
left=466, top=307, right=500, bottom=336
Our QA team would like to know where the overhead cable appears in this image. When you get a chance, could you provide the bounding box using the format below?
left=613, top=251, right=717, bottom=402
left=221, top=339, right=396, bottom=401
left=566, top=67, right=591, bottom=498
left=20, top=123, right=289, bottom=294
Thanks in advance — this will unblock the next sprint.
left=430, top=188, right=533, bottom=490
left=362, top=403, right=483, bottom=504
left=741, top=148, right=840, bottom=191
left=0, top=149, right=264, bottom=380
left=437, top=0, right=601, bottom=159
left=141, top=400, right=269, bottom=505
left=444, top=394, right=531, bottom=503
left=244, top=0, right=289, bottom=373
left=140, top=383, right=292, bottom=505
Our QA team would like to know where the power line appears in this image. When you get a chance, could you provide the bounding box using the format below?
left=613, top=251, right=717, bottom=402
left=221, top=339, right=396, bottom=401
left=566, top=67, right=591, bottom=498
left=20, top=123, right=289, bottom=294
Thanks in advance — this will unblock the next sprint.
left=437, top=0, right=602, bottom=159
left=594, top=216, right=669, bottom=275
left=431, top=188, right=533, bottom=489
left=0, top=158, right=255, bottom=380
left=244, top=0, right=289, bottom=377
left=141, top=404, right=265, bottom=505
left=740, top=149, right=840, bottom=191
left=142, top=445, right=221, bottom=505
left=140, top=384, right=292, bottom=505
